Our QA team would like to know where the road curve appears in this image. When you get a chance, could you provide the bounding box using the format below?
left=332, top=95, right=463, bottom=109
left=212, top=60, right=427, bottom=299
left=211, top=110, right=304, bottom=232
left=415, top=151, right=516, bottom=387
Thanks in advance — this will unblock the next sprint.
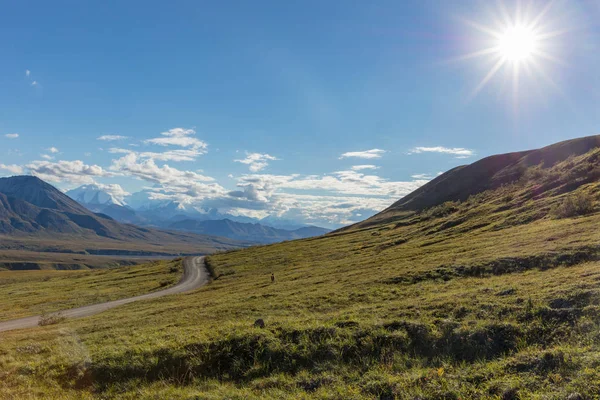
left=0, top=256, right=209, bottom=333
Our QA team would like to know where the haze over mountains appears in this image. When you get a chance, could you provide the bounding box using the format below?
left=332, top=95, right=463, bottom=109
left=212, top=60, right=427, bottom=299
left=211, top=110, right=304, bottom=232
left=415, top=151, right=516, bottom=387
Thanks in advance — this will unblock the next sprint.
left=65, top=184, right=331, bottom=243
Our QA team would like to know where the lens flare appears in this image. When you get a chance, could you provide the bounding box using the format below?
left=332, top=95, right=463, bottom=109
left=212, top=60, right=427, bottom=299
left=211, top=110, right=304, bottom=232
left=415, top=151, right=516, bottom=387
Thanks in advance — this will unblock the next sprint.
left=456, top=1, right=567, bottom=101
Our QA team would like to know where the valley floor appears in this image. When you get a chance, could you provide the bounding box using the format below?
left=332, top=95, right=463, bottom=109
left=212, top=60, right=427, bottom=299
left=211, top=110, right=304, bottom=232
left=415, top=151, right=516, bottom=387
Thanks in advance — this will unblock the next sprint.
left=0, top=259, right=183, bottom=321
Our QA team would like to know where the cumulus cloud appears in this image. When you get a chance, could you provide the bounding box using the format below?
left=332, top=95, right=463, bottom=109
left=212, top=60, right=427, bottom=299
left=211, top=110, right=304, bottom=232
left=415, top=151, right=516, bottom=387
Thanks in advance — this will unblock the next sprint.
left=234, top=152, right=280, bottom=172
left=97, top=135, right=128, bottom=141
left=144, top=128, right=207, bottom=150
left=351, top=165, right=379, bottom=171
left=107, top=153, right=226, bottom=207
left=408, top=146, right=474, bottom=158
left=210, top=169, right=431, bottom=226
left=339, top=149, right=386, bottom=159
left=8, top=124, right=442, bottom=226
left=48, top=147, right=59, bottom=153
left=40, top=154, right=54, bottom=160
left=26, top=160, right=114, bottom=184
left=110, top=153, right=215, bottom=184
left=109, top=147, right=204, bottom=162
left=4, top=133, right=19, bottom=139
left=0, top=164, right=24, bottom=174
left=117, top=128, right=210, bottom=162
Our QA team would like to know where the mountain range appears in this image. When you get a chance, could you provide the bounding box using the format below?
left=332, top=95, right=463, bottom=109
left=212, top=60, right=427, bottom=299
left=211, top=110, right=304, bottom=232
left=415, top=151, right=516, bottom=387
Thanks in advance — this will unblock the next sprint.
left=0, top=176, right=246, bottom=268
left=169, top=219, right=330, bottom=244
left=65, top=185, right=330, bottom=243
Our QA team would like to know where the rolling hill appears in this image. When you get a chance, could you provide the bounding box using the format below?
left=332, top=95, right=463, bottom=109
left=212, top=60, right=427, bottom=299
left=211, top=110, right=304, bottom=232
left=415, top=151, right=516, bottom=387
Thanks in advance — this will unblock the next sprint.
left=356, top=134, right=600, bottom=229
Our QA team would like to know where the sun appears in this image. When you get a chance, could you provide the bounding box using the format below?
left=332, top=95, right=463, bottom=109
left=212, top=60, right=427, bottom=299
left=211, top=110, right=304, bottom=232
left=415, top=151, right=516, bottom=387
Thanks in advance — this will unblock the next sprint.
left=458, top=1, right=567, bottom=100
left=498, top=25, right=538, bottom=62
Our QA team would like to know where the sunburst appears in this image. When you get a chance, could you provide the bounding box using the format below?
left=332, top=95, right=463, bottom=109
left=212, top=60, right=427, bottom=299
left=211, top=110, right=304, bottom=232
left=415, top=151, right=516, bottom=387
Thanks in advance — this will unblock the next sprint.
left=459, top=1, right=567, bottom=100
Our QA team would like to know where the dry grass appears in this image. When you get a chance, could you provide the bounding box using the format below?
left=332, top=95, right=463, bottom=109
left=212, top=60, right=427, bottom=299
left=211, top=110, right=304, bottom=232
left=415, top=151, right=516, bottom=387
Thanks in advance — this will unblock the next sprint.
left=0, top=259, right=183, bottom=321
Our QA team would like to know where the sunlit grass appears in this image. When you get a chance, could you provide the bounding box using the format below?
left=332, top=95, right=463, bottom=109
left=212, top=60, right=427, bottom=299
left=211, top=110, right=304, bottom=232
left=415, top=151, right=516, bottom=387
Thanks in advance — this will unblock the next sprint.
left=0, top=259, right=183, bottom=321
left=0, top=148, right=598, bottom=398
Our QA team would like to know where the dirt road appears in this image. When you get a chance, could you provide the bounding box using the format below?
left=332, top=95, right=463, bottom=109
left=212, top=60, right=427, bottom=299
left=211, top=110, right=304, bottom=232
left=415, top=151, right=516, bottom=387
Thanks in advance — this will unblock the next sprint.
left=0, top=256, right=208, bottom=333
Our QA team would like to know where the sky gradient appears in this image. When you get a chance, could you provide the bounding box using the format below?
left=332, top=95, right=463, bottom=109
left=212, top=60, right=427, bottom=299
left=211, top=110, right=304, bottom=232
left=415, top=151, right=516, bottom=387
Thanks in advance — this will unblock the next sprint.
left=1, top=1, right=599, bottom=227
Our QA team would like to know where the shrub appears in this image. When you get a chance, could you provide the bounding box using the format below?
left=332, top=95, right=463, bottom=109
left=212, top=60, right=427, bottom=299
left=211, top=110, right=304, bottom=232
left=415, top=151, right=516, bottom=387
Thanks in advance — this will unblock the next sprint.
left=424, top=201, right=460, bottom=218
left=523, top=164, right=551, bottom=182
left=204, top=256, right=217, bottom=278
left=553, top=192, right=595, bottom=218
left=38, top=312, right=66, bottom=326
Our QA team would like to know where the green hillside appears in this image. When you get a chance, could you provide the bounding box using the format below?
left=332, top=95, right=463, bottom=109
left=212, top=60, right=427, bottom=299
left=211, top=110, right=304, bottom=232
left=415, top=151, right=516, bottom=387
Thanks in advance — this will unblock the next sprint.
left=1, top=137, right=599, bottom=399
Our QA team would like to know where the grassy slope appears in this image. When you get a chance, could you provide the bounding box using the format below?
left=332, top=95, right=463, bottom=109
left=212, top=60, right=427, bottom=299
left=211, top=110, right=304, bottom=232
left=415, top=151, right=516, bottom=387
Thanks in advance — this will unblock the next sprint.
left=0, top=259, right=183, bottom=321
left=0, top=148, right=599, bottom=398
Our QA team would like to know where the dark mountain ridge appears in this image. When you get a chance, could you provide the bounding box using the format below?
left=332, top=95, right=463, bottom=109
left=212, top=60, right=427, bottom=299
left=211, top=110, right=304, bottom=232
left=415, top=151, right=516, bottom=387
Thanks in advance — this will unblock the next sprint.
left=0, top=176, right=246, bottom=260
left=353, top=135, right=600, bottom=229
left=0, top=176, right=90, bottom=215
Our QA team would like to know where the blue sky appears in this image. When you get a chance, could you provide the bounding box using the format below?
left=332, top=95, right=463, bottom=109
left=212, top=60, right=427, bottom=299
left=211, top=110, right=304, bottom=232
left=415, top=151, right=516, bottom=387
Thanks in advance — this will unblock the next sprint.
left=1, top=0, right=599, bottom=227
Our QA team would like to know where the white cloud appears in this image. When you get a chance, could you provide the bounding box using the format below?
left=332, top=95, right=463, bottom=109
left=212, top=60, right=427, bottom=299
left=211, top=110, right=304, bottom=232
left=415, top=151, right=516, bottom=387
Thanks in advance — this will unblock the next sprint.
left=234, top=152, right=280, bottom=172
left=48, top=147, right=59, bottom=153
left=109, top=147, right=204, bottom=162
left=31, top=81, right=38, bottom=86
left=26, top=160, right=114, bottom=184
left=4, top=133, right=19, bottom=139
left=411, top=173, right=433, bottom=179
left=126, top=128, right=209, bottom=162
left=40, top=154, right=54, bottom=160
left=25, top=70, right=30, bottom=77
left=408, top=146, right=474, bottom=158
left=339, top=149, right=386, bottom=159
left=351, top=165, right=379, bottom=171
left=105, top=146, right=430, bottom=226
left=84, top=152, right=92, bottom=157
left=144, top=128, right=207, bottom=150
left=214, top=169, right=431, bottom=225
left=6, top=125, right=445, bottom=226
left=97, top=135, right=128, bottom=141
left=110, top=152, right=219, bottom=191
left=0, top=164, right=24, bottom=174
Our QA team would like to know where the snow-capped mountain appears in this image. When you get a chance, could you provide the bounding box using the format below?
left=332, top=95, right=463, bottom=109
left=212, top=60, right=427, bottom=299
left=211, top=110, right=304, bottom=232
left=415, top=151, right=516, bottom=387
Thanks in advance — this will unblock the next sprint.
left=66, top=184, right=127, bottom=208
left=123, top=189, right=170, bottom=211
left=65, top=184, right=331, bottom=243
